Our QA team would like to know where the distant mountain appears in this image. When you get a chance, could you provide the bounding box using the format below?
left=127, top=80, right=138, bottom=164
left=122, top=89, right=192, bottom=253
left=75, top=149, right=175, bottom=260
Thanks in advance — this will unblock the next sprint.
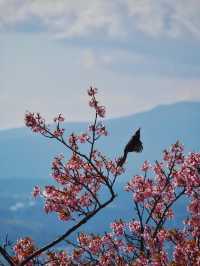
left=0, top=101, right=199, bottom=244
left=0, top=101, right=199, bottom=180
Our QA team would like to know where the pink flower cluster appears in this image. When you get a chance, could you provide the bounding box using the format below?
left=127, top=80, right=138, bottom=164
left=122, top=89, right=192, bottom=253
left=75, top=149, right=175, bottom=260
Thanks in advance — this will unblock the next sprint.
left=174, top=151, right=200, bottom=194
left=111, top=220, right=125, bottom=236
left=13, top=237, right=36, bottom=265
left=24, top=89, right=122, bottom=224
left=32, top=185, right=40, bottom=198
left=53, top=113, right=65, bottom=123
left=25, top=112, right=66, bottom=138
left=125, top=175, right=153, bottom=202
left=46, top=251, right=72, bottom=266
left=33, top=147, right=122, bottom=221
left=72, top=231, right=136, bottom=265
left=89, top=121, right=108, bottom=137
left=88, top=87, right=106, bottom=118
left=24, top=112, right=45, bottom=133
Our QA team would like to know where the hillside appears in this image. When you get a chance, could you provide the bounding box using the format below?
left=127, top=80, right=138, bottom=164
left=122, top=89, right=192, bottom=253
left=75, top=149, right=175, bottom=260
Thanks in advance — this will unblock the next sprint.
left=0, top=101, right=199, bottom=180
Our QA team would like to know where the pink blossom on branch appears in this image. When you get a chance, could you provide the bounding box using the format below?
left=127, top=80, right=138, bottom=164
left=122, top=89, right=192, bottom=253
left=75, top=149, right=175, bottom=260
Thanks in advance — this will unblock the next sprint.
left=8, top=89, right=200, bottom=266
left=87, top=86, right=98, bottom=96
left=32, top=186, right=40, bottom=198
left=111, top=220, right=125, bottom=236
left=12, top=142, right=200, bottom=265
left=13, top=238, right=36, bottom=265
left=88, top=87, right=106, bottom=118
left=10, top=88, right=126, bottom=266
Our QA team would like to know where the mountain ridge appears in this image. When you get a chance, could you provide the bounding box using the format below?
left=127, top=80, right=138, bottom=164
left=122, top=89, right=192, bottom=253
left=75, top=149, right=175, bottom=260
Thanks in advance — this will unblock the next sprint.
left=0, top=101, right=199, bottom=180
left=0, top=100, right=199, bottom=134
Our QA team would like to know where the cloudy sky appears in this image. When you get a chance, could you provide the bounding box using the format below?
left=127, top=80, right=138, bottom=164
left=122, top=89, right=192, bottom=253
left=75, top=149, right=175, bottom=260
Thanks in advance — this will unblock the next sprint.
left=0, top=0, right=200, bottom=129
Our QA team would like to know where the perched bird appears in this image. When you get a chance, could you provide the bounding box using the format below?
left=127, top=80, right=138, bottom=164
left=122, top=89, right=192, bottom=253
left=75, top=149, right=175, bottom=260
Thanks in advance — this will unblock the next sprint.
left=118, top=128, right=143, bottom=167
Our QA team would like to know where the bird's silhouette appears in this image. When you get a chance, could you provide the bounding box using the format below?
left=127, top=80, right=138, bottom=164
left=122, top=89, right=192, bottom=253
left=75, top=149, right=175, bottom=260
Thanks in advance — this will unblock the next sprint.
left=118, top=128, right=143, bottom=167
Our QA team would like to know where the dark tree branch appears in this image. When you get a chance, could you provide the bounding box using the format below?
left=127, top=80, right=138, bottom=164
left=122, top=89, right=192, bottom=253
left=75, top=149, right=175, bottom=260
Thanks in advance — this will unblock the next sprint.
left=19, top=192, right=116, bottom=266
left=153, top=188, right=185, bottom=238
left=0, top=246, right=15, bottom=266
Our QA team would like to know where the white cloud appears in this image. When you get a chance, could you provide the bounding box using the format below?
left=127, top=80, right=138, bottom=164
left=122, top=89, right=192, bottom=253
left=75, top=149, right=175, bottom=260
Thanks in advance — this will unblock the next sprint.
left=125, top=0, right=200, bottom=38
left=0, top=0, right=125, bottom=38
left=9, top=200, right=36, bottom=211
left=125, top=0, right=166, bottom=37
left=0, top=32, right=200, bottom=130
left=10, top=202, right=25, bottom=211
left=0, top=0, right=200, bottom=39
left=172, top=1, right=200, bottom=38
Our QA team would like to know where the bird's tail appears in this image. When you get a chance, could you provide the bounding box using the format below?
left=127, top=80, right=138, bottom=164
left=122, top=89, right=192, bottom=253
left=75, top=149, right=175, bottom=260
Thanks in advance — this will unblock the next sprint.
left=117, top=151, right=128, bottom=167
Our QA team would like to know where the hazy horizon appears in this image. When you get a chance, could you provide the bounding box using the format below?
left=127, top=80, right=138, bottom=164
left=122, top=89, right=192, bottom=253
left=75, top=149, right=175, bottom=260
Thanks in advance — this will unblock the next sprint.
left=0, top=100, right=199, bottom=131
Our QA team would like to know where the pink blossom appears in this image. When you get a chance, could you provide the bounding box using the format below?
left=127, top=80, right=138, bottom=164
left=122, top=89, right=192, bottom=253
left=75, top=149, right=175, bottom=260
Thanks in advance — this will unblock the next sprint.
left=141, top=160, right=151, bottom=172
left=111, top=220, right=125, bottom=236
left=53, top=128, right=65, bottom=137
left=47, top=251, right=72, bottom=266
left=53, top=113, right=65, bottom=122
left=32, top=186, right=40, bottom=198
left=128, top=220, right=141, bottom=233
left=25, top=112, right=45, bottom=133
left=77, top=133, right=90, bottom=143
left=96, top=105, right=106, bottom=118
left=13, top=237, right=36, bottom=264
left=188, top=198, right=200, bottom=214
left=87, top=86, right=98, bottom=96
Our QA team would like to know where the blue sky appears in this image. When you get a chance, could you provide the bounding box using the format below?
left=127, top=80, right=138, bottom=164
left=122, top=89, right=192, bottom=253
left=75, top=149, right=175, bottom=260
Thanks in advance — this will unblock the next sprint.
left=0, top=0, right=200, bottom=129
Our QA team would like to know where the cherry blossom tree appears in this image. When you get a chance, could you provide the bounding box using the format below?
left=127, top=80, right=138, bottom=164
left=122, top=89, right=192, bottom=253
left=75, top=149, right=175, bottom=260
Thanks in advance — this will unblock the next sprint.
left=0, top=88, right=200, bottom=266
